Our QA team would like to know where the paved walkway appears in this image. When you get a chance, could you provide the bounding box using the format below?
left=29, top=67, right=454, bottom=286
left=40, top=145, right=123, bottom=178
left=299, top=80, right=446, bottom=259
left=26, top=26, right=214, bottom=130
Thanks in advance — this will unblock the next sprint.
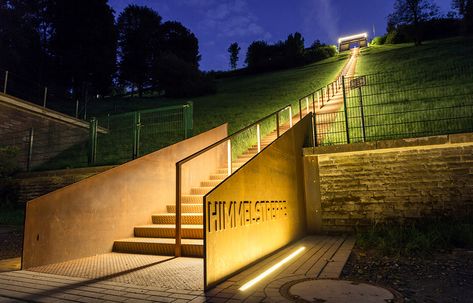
left=0, top=235, right=354, bottom=302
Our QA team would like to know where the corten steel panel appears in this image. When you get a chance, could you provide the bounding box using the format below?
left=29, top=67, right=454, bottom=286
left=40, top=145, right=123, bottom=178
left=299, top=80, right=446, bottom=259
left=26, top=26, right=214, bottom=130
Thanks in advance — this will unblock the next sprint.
left=303, top=156, right=322, bottom=233
left=23, top=124, right=227, bottom=269
left=204, top=115, right=311, bottom=289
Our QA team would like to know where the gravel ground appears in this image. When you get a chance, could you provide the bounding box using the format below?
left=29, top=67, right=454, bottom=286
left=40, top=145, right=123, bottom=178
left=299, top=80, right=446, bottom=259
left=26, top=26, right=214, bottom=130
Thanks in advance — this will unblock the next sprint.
left=342, top=247, right=473, bottom=303
left=0, top=226, right=23, bottom=260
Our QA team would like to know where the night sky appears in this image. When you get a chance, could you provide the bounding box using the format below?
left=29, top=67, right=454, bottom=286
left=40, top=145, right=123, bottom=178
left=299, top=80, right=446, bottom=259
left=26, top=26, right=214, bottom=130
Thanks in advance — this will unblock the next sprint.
left=109, top=0, right=453, bottom=71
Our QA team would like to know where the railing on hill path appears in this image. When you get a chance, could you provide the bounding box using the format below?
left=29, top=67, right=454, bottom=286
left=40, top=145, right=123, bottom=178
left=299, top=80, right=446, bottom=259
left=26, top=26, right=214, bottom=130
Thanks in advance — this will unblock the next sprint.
left=298, top=63, right=473, bottom=147
left=0, top=103, right=194, bottom=171
left=174, top=104, right=293, bottom=257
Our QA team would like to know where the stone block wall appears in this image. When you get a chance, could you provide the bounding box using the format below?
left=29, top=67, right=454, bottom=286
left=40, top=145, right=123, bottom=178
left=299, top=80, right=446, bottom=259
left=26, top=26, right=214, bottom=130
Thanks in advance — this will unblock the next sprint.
left=303, top=134, right=473, bottom=232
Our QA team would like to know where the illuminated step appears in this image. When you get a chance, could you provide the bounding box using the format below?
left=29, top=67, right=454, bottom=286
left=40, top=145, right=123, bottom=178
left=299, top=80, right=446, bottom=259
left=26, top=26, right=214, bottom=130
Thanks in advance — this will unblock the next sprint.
left=190, top=187, right=214, bottom=195
left=134, top=224, right=203, bottom=239
left=152, top=213, right=203, bottom=224
left=113, top=238, right=203, bottom=257
left=181, top=195, right=204, bottom=204
left=210, top=173, right=228, bottom=180
left=201, top=180, right=221, bottom=187
left=167, top=204, right=202, bottom=213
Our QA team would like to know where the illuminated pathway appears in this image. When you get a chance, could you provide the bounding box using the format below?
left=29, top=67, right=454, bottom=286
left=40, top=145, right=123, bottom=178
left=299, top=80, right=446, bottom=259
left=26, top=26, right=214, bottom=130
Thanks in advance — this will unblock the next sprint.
left=0, top=235, right=356, bottom=302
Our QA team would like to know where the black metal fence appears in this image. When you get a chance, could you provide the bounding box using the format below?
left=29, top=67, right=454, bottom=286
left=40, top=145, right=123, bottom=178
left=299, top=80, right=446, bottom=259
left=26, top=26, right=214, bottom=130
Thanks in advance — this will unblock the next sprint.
left=0, top=103, right=193, bottom=172
left=301, top=64, right=473, bottom=146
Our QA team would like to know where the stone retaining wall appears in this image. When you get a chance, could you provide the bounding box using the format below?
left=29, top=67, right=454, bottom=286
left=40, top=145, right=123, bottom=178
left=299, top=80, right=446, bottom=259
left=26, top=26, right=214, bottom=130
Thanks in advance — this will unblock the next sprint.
left=303, top=134, right=473, bottom=232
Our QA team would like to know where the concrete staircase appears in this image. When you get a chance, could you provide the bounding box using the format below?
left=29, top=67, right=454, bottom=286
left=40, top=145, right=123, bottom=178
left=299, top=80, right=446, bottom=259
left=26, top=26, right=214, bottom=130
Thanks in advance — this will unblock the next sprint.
left=112, top=125, right=291, bottom=258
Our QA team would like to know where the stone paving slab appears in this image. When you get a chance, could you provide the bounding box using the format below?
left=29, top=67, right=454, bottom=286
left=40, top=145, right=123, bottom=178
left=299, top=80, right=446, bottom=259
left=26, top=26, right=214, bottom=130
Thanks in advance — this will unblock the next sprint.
left=0, top=235, right=354, bottom=302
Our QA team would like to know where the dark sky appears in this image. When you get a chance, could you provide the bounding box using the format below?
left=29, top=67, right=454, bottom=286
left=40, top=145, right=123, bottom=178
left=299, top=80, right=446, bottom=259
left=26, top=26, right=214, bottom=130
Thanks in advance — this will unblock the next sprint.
left=109, top=0, right=453, bottom=71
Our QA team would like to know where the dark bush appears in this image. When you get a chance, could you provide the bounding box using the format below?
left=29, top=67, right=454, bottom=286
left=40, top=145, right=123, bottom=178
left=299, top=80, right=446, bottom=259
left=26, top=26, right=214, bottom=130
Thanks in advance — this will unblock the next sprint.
left=371, top=36, right=387, bottom=45
left=157, top=53, right=216, bottom=98
left=386, top=18, right=462, bottom=44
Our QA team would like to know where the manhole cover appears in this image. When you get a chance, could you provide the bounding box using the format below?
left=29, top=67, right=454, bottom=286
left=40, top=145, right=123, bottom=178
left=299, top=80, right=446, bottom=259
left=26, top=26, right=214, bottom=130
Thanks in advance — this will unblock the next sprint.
left=285, top=279, right=401, bottom=303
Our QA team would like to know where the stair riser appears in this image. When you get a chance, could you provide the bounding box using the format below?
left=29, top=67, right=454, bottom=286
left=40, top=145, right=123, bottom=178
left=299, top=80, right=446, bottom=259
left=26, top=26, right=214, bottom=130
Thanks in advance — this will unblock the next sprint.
left=113, top=242, right=203, bottom=258
left=152, top=215, right=203, bottom=225
left=134, top=227, right=203, bottom=239
left=201, top=180, right=221, bottom=187
left=167, top=204, right=202, bottom=213
left=182, top=195, right=204, bottom=204
left=191, top=187, right=213, bottom=195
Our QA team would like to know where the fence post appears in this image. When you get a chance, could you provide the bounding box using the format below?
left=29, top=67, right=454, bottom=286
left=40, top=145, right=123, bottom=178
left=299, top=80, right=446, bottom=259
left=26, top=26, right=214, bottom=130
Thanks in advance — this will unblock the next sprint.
left=27, top=128, right=34, bottom=172
left=184, top=101, right=194, bottom=138
left=3, top=71, right=8, bottom=94
left=133, top=112, right=141, bottom=159
left=288, top=106, right=293, bottom=128
left=305, top=97, right=309, bottom=115
left=342, top=76, right=350, bottom=144
left=359, top=86, right=366, bottom=142
left=75, top=99, right=79, bottom=118
left=43, top=87, right=48, bottom=107
left=88, top=118, right=97, bottom=165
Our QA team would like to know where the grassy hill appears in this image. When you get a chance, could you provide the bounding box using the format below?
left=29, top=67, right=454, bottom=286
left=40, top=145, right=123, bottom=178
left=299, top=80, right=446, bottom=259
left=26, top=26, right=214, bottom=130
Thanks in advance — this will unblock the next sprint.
left=322, top=37, right=473, bottom=145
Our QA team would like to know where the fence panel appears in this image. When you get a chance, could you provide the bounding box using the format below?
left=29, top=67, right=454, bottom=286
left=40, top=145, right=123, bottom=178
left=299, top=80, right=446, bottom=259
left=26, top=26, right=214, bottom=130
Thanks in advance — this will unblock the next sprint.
left=314, top=64, right=473, bottom=146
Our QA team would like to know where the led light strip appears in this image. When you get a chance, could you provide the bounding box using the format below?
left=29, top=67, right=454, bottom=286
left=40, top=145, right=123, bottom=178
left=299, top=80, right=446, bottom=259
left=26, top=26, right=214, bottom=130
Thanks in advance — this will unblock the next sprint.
left=239, top=246, right=306, bottom=291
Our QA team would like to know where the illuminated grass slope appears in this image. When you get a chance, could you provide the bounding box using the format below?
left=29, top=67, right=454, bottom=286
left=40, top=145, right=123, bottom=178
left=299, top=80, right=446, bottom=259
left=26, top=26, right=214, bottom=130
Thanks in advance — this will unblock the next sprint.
left=323, top=37, right=473, bottom=145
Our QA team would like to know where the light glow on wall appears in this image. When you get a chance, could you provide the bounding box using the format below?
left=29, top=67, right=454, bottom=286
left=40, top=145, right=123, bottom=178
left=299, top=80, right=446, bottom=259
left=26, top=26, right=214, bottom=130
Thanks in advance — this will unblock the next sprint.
left=239, top=246, right=306, bottom=291
left=338, top=33, right=368, bottom=44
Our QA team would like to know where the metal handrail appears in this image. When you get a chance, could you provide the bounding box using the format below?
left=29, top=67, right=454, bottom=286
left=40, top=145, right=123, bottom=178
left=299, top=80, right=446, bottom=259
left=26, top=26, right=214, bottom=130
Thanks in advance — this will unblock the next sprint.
left=174, top=104, right=293, bottom=256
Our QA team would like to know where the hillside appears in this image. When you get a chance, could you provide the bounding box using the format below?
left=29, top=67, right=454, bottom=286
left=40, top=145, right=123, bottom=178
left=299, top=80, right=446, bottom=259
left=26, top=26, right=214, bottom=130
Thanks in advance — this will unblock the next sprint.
left=323, top=37, right=473, bottom=145
left=97, top=55, right=348, bottom=135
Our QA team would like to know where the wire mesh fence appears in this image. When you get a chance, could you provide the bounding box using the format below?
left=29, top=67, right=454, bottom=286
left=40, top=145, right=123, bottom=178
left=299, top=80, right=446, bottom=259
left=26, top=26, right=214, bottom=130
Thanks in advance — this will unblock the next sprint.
left=312, top=64, right=473, bottom=146
left=0, top=103, right=193, bottom=171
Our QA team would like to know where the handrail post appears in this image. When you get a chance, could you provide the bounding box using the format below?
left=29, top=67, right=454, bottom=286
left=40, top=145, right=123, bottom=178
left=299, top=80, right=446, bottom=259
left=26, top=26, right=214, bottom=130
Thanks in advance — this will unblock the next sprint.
left=175, top=163, right=182, bottom=257
left=227, top=140, right=232, bottom=176
left=289, top=106, right=293, bottom=128
left=3, top=71, right=8, bottom=94
left=75, top=99, right=79, bottom=118
left=43, top=87, right=48, bottom=107
left=276, top=112, right=280, bottom=138
left=305, top=97, right=309, bottom=115
left=313, top=113, right=318, bottom=147
left=256, top=124, right=261, bottom=153
left=342, top=76, right=350, bottom=144
left=27, top=128, right=34, bottom=172
left=321, top=88, right=324, bottom=108
left=359, top=86, right=366, bottom=142
left=298, top=99, right=302, bottom=120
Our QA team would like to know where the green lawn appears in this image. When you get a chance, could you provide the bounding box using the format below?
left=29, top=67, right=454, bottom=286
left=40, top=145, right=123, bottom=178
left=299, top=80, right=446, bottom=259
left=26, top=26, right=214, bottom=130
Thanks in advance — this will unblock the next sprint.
left=34, top=55, right=348, bottom=170
left=321, top=37, right=473, bottom=145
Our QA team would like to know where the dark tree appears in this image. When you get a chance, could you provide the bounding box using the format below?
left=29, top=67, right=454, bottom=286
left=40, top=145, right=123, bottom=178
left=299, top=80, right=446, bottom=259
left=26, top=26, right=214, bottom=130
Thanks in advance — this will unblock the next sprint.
left=388, top=0, right=439, bottom=45
left=453, top=0, right=473, bottom=33
left=47, top=0, right=117, bottom=96
left=0, top=0, right=45, bottom=79
left=160, top=21, right=200, bottom=67
left=117, top=5, right=161, bottom=97
left=284, top=32, right=305, bottom=66
left=227, top=42, right=241, bottom=70
left=245, top=41, right=272, bottom=71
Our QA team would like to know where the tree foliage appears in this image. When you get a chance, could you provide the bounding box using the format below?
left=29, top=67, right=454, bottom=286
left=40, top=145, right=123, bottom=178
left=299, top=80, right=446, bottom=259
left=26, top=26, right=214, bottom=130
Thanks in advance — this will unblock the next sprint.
left=453, top=0, right=473, bottom=33
left=388, top=0, right=439, bottom=45
left=245, top=33, right=336, bottom=73
left=117, top=5, right=161, bottom=97
left=227, top=42, right=241, bottom=70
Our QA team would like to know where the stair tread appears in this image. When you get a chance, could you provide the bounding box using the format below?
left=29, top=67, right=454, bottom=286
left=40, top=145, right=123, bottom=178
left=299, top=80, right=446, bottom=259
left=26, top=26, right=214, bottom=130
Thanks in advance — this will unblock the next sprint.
left=115, top=237, right=203, bottom=245
left=136, top=224, right=203, bottom=229
left=153, top=213, right=202, bottom=216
